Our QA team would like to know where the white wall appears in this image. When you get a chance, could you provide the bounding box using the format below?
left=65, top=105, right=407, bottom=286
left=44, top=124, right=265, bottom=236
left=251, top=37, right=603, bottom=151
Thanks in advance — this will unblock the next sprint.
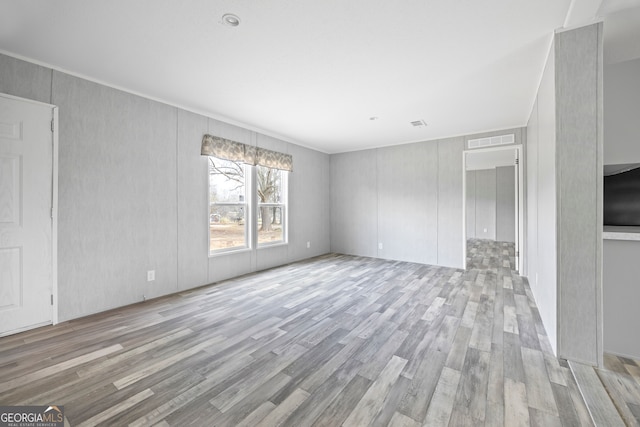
left=0, top=53, right=331, bottom=322
left=526, top=39, right=558, bottom=355
left=466, top=166, right=515, bottom=243
left=604, top=58, right=640, bottom=165
left=555, top=24, right=602, bottom=365
left=525, top=23, right=604, bottom=364
left=330, top=131, right=523, bottom=269
left=602, top=57, right=640, bottom=359
left=603, top=239, right=640, bottom=359
left=496, top=166, right=516, bottom=243
left=475, top=169, right=497, bottom=241
left=466, top=169, right=497, bottom=240
left=330, top=142, right=441, bottom=265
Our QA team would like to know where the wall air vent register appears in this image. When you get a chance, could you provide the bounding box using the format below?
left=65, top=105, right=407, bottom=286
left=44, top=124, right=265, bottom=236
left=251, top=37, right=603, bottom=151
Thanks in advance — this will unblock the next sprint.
left=468, top=134, right=515, bottom=149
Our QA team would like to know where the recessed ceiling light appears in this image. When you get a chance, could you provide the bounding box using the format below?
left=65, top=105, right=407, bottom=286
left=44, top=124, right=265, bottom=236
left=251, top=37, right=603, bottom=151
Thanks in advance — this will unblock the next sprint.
left=222, top=13, right=241, bottom=27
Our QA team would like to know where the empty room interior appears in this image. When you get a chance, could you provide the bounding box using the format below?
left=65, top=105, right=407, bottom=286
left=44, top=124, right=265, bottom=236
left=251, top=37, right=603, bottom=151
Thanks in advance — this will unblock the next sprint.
left=2, top=0, right=640, bottom=426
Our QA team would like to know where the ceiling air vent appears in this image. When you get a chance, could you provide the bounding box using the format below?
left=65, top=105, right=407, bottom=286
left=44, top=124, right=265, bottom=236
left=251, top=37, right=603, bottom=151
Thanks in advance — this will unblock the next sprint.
left=467, top=133, right=514, bottom=149
left=410, top=120, right=427, bottom=127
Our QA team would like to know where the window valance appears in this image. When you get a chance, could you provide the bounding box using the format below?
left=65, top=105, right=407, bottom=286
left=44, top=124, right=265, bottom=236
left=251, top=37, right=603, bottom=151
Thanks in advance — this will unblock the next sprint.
left=201, top=134, right=293, bottom=172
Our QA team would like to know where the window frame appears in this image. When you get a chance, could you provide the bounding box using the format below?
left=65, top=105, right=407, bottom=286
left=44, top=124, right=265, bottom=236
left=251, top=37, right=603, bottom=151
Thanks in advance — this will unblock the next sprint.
left=207, top=158, right=289, bottom=256
left=208, top=158, right=251, bottom=255
left=257, top=167, right=288, bottom=247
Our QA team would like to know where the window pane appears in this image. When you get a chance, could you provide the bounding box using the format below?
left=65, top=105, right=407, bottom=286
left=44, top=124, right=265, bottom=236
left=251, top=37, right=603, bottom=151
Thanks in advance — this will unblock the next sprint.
left=209, top=157, right=246, bottom=203
left=209, top=157, right=247, bottom=252
left=257, top=166, right=282, bottom=204
left=257, top=165, right=286, bottom=246
left=210, top=205, right=247, bottom=251
left=258, top=206, right=283, bottom=244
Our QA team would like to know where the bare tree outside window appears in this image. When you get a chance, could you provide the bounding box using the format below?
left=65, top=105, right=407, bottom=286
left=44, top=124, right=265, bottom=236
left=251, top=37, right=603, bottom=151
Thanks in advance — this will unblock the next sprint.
left=209, top=157, right=247, bottom=252
left=257, top=165, right=286, bottom=245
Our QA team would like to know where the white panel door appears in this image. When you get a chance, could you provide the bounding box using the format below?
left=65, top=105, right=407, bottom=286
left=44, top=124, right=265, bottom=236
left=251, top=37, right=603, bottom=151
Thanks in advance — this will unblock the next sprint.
left=0, top=95, right=54, bottom=336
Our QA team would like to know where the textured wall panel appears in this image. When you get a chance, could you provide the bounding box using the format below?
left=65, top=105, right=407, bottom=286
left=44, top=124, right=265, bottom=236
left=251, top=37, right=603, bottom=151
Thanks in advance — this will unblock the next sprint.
left=525, top=41, right=558, bottom=352
left=437, top=136, right=464, bottom=268
left=466, top=171, right=477, bottom=238
left=556, top=24, right=602, bottom=365
left=0, top=54, right=51, bottom=104
left=208, top=250, right=254, bottom=284
left=377, top=141, right=438, bottom=264
left=603, top=239, right=640, bottom=359
left=287, top=144, right=331, bottom=263
left=526, top=99, right=539, bottom=281
left=535, top=40, right=558, bottom=356
left=604, top=58, right=640, bottom=165
left=177, top=110, right=209, bottom=290
left=475, top=169, right=496, bottom=241
left=496, top=166, right=516, bottom=243
left=330, top=149, right=378, bottom=257
left=53, top=72, right=179, bottom=321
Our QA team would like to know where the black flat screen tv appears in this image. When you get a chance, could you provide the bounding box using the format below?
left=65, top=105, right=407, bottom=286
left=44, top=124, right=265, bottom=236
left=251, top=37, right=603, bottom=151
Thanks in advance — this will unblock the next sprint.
left=604, top=165, right=640, bottom=226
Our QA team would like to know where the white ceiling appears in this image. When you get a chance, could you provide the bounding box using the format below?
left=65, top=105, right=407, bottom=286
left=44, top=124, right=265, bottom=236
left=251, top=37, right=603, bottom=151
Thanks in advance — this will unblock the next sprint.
left=0, top=0, right=638, bottom=153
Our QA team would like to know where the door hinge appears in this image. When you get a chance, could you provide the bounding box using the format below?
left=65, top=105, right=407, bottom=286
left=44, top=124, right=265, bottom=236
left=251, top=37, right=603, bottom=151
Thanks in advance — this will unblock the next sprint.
left=51, top=119, right=54, bottom=132
left=51, top=294, right=54, bottom=305
left=516, top=251, right=519, bottom=257
left=515, top=158, right=519, bottom=165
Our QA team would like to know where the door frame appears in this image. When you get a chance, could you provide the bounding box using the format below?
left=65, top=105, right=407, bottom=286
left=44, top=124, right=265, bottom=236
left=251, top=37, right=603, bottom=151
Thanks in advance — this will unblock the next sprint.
left=462, top=144, right=524, bottom=273
left=0, top=92, right=59, bottom=327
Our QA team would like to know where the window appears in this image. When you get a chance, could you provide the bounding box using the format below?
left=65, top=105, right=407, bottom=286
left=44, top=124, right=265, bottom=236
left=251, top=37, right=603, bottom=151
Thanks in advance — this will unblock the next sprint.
left=209, top=157, right=248, bottom=253
left=257, top=165, right=287, bottom=246
left=203, top=134, right=291, bottom=254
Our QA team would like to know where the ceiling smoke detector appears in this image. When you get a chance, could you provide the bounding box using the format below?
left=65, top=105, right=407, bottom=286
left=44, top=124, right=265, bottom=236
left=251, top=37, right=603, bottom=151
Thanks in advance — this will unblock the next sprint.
left=410, top=120, right=427, bottom=127
left=221, top=13, right=241, bottom=27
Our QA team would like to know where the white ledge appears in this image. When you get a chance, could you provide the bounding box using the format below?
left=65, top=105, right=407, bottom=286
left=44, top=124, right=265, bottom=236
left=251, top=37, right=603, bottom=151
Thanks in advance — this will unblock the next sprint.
left=603, top=226, right=640, bottom=241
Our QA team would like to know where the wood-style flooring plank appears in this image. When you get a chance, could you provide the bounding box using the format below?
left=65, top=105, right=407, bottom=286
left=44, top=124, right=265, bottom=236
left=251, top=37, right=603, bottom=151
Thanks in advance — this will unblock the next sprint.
left=504, top=377, right=530, bottom=427
left=422, top=366, right=461, bottom=426
left=0, top=241, right=594, bottom=426
left=521, top=346, right=558, bottom=415
left=342, top=355, right=407, bottom=426
left=569, top=360, right=625, bottom=427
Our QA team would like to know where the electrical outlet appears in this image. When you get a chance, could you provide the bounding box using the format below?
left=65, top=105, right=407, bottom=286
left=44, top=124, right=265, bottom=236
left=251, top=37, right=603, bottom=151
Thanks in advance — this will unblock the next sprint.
left=378, top=242, right=383, bottom=250
left=483, top=228, right=487, bottom=233
left=306, top=241, right=311, bottom=249
left=147, top=270, right=155, bottom=282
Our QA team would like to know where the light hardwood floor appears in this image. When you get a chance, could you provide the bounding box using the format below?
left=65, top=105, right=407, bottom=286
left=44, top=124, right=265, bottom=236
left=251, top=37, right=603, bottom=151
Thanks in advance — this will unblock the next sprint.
left=597, top=353, right=640, bottom=426
left=0, top=240, right=593, bottom=426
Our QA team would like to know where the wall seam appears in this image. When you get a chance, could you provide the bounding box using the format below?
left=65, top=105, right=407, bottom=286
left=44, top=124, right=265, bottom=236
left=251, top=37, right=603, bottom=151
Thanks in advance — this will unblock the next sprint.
left=175, top=109, right=180, bottom=292
left=49, top=69, right=54, bottom=105
left=436, top=140, right=440, bottom=265
left=595, top=22, right=604, bottom=366
left=376, top=148, right=379, bottom=258
left=206, top=118, right=210, bottom=282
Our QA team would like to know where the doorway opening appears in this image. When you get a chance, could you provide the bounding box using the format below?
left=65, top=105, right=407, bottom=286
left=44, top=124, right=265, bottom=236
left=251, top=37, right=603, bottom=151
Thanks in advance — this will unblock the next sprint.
left=463, top=145, right=523, bottom=273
